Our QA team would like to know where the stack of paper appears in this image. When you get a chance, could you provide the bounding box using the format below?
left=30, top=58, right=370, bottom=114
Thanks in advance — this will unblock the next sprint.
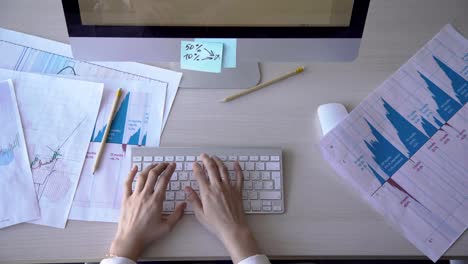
left=0, top=69, right=103, bottom=228
left=0, top=79, right=40, bottom=228
left=319, top=24, right=467, bottom=261
left=0, top=28, right=183, bottom=227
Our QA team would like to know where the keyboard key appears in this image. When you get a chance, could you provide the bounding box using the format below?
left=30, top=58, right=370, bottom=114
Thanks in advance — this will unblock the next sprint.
left=228, top=155, right=237, bottom=161
left=133, top=156, right=142, bottom=162
left=266, top=162, right=280, bottom=170
left=143, top=162, right=152, bottom=169
left=165, top=192, right=175, bottom=200
left=170, top=182, right=180, bottom=190
left=175, top=162, right=183, bottom=171
left=184, top=162, right=194, bottom=171
left=228, top=171, right=236, bottom=180
left=186, top=156, right=196, bottom=161
left=163, top=201, right=175, bottom=211
left=134, top=163, right=142, bottom=171
left=218, top=155, right=227, bottom=161
left=165, top=156, right=174, bottom=162
left=243, top=181, right=252, bottom=190
left=242, top=192, right=248, bottom=200
left=143, top=156, right=153, bottom=162
left=243, top=201, right=251, bottom=211
left=260, top=156, right=269, bottom=161
left=255, top=162, right=265, bottom=170
left=243, top=171, right=250, bottom=180
left=225, top=162, right=235, bottom=170
left=270, top=156, right=280, bottom=161
left=238, top=162, right=245, bottom=170
left=253, top=181, right=263, bottom=190
left=175, top=156, right=185, bottom=161
left=263, top=200, right=272, bottom=206
left=250, top=171, right=260, bottom=180
left=178, top=172, right=188, bottom=181
left=273, top=205, right=282, bottom=211
left=154, top=156, right=164, bottom=162
left=251, top=200, right=262, bottom=211
left=263, top=181, right=274, bottom=190
left=176, top=191, right=185, bottom=200
left=190, top=181, right=199, bottom=190
left=170, top=172, right=178, bottom=181
left=263, top=206, right=272, bottom=211
left=245, top=162, right=255, bottom=171
left=259, top=191, right=281, bottom=200
left=248, top=191, right=258, bottom=199
left=249, top=156, right=259, bottom=161
left=261, top=171, right=270, bottom=180
left=239, top=156, right=248, bottom=161
left=271, top=172, right=281, bottom=190
left=181, top=181, right=190, bottom=190
left=189, top=172, right=196, bottom=181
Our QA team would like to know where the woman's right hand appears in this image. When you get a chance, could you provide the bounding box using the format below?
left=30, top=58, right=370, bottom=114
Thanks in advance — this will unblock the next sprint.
left=184, top=153, right=261, bottom=264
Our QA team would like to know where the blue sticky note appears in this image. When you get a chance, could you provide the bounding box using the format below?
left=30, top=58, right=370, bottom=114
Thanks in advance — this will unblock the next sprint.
left=196, top=38, right=237, bottom=68
left=180, top=41, right=223, bottom=73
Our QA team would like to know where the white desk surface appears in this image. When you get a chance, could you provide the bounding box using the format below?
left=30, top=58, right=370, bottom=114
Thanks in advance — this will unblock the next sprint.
left=0, top=0, right=467, bottom=263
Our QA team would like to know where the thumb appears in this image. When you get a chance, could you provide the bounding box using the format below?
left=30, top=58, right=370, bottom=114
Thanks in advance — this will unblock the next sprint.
left=165, top=202, right=186, bottom=230
left=184, top=187, right=204, bottom=219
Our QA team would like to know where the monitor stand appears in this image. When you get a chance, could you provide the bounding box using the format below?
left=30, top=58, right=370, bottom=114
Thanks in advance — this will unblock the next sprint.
left=166, top=61, right=261, bottom=89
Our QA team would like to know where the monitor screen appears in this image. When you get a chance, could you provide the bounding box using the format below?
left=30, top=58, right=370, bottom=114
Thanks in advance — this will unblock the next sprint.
left=78, top=0, right=354, bottom=27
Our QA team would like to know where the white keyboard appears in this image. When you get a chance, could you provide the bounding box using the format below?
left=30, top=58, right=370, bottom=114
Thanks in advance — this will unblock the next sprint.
left=130, top=147, right=284, bottom=214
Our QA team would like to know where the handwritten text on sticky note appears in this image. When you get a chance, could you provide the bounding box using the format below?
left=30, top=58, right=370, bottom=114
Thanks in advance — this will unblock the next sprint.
left=180, top=41, right=223, bottom=73
left=195, top=38, right=237, bottom=68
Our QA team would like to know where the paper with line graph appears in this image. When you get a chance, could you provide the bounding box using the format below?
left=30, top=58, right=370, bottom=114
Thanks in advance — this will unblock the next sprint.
left=0, top=79, right=40, bottom=228
left=0, top=69, right=103, bottom=228
left=0, top=27, right=182, bottom=132
left=67, top=78, right=166, bottom=222
left=320, top=24, right=467, bottom=262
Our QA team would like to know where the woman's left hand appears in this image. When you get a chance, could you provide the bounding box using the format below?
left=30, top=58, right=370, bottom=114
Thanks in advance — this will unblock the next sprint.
left=109, top=162, right=186, bottom=261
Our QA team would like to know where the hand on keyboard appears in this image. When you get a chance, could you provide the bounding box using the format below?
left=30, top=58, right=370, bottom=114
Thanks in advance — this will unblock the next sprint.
left=184, top=153, right=261, bottom=264
left=109, top=162, right=185, bottom=261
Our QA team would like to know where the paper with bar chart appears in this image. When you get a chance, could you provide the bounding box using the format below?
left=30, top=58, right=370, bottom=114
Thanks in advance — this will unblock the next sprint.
left=0, top=27, right=182, bottom=132
left=68, top=78, right=166, bottom=222
left=0, top=69, right=103, bottom=228
left=320, top=24, right=467, bottom=262
left=0, top=79, right=40, bottom=228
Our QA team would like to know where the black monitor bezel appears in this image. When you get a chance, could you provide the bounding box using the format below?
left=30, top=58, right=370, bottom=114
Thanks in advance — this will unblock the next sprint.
left=62, top=0, right=370, bottom=38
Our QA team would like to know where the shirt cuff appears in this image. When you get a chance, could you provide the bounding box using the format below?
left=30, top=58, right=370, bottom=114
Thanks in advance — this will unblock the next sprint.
left=100, top=256, right=136, bottom=264
left=238, top=254, right=271, bottom=264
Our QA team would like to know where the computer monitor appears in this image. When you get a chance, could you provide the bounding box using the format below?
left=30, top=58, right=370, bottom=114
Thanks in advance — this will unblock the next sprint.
left=62, top=0, right=370, bottom=88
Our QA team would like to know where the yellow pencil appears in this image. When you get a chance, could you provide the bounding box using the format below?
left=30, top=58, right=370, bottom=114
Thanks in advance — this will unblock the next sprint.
left=92, top=88, right=122, bottom=174
left=221, top=66, right=305, bottom=102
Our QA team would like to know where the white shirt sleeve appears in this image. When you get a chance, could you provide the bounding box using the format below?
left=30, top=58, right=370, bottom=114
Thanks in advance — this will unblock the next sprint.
left=238, top=254, right=271, bottom=264
left=100, top=256, right=136, bottom=264
left=100, top=254, right=270, bottom=264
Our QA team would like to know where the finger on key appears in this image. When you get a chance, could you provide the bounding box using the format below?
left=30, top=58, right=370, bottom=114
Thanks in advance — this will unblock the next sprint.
left=135, top=163, right=159, bottom=193
left=213, top=156, right=229, bottom=185
left=124, top=165, right=138, bottom=198
left=201, top=153, right=221, bottom=185
left=153, top=163, right=176, bottom=201
left=193, top=161, right=209, bottom=191
left=234, top=161, right=244, bottom=191
left=144, top=162, right=169, bottom=194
